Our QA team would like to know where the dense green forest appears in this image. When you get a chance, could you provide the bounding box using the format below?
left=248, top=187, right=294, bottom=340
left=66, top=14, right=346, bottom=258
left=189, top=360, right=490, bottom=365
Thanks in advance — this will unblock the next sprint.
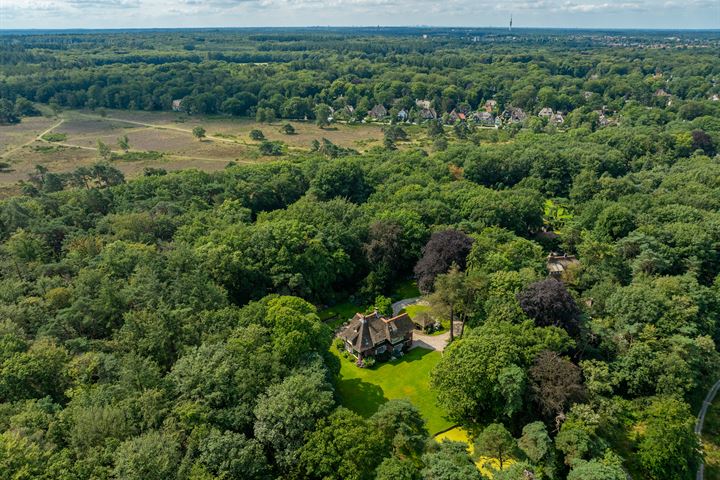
left=0, top=28, right=719, bottom=480
left=2, top=28, right=719, bottom=121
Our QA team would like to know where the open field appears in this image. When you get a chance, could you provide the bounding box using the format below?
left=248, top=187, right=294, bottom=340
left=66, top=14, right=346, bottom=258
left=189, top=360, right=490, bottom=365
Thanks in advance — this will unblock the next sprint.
left=332, top=346, right=453, bottom=435
left=0, top=109, right=392, bottom=198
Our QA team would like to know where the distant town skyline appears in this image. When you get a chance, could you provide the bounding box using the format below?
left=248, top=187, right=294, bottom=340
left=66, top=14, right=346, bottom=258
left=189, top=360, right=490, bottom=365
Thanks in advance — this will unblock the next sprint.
left=2, top=0, right=719, bottom=30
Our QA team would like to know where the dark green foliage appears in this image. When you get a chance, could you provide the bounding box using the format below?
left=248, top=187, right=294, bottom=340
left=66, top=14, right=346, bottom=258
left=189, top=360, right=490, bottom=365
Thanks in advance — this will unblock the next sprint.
left=294, top=408, right=385, bottom=480
left=432, top=321, right=573, bottom=421
left=112, top=430, right=181, bottom=480
left=258, top=140, right=283, bottom=156
left=517, top=279, right=580, bottom=336
left=421, top=441, right=484, bottom=480
left=0, top=99, right=19, bottom=124
left=473, top=423, right=516, bottom=470
left=414, top=229, right=473, bottom=293
left=310, top=159, right=371, bottom=204
left=254, top=369, right=335, bottom=469
left=529, top=350, right=586, bottom=419
left=637, top=397, right=701, bottom=480
left=376, top=457, right=420, bottom=480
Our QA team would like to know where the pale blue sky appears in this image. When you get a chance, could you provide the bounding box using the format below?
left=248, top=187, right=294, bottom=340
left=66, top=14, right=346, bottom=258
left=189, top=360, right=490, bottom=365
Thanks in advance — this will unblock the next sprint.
left=2, top=0, right=719, bottom=30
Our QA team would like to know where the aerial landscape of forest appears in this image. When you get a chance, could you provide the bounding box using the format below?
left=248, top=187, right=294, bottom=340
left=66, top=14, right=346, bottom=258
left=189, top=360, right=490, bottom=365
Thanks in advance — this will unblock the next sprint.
left=0, top=20, right=719, bottom=480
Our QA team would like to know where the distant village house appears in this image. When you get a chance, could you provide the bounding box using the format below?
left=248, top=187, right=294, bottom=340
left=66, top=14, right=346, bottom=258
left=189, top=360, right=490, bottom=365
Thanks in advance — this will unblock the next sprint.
left=502, top=106, right=527, bottom=124
left=368, top=104, right=388, bottom=120
left=538, top=107, right=554, bottom=119
left=419, top=108, right=438, bottom=120
left=472, top=111, right=495, bottom=127
left=546, top=253, right=580, bottom=278
left=447, top=109, right=466, bottom=124
left=550, top=112, right=565, bottom=126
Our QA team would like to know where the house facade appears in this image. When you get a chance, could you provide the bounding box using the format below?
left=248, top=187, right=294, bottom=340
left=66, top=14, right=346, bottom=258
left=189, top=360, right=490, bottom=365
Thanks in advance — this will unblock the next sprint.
left=339, top=311, right=414, bottom=360
left=550, top=112, right=565, bottom=126
left=419, top=108, right=438, bottom=120
left=538, top=107, right=554, bottom=119
left=415, top=99, right=432, bottom=109
left=547, top=252, right=580, bottom=278
left=502, top=107, right=527, bottom=124
left=368, top=104, right=388, bottom=120
left=472, top=111, right=495, bottom=126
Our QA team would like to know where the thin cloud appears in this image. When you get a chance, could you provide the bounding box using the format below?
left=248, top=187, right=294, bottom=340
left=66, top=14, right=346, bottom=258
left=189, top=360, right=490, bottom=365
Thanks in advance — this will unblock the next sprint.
left=1, top=0, right=716, bottom=28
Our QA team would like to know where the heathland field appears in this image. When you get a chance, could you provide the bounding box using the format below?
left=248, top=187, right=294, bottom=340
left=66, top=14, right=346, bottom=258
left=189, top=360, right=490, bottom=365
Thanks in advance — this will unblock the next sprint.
left=0, top=109, right=391, bottom=197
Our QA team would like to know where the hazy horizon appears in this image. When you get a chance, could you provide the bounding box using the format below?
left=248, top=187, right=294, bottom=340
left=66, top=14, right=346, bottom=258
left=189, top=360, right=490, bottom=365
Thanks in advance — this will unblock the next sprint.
left=2, top=0, right=719, bottom=31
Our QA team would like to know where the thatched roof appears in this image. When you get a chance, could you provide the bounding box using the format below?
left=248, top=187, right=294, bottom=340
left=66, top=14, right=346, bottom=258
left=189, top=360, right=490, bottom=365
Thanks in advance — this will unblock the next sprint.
left=339, top=311, right=414, bottom=354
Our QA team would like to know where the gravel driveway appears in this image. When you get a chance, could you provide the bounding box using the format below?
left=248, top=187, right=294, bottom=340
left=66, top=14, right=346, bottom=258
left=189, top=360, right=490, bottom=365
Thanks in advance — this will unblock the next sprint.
left=412, top=331, right=450, bottom=352
left=391, top=297, right=421, bottom=315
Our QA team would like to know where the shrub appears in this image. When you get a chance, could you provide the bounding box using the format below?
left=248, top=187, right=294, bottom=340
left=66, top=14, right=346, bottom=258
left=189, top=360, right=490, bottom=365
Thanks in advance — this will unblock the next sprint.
left=41, top=132, right=67, bottom=142
left=258, top=141, right=283, bottom=156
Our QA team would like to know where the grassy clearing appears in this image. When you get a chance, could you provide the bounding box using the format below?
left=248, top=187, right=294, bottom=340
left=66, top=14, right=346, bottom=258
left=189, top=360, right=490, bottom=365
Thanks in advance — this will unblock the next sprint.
left=435, top=426, right=516, bottom=478
left=319, top=300, right=366, bottom=329
left=332, top=346, right=452, bottom=435
left=404, top=304, right=430, bottom=318
left=392, top=279, right=420, bottom=300
left=0, top=109, right=394, bottom=196
left=112, top=150, right=165, bottom=162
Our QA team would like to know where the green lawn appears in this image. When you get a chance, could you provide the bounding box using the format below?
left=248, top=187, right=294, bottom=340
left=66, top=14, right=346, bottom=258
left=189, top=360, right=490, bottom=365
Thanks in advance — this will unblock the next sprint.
left=403, top=303, right=449, bottom=335
left=392, top=279, right=421, bottom=300
left=319, top=301, right=366, bottom=329
left=333, top=346, right=453, bottom=435
left=404, top=304, right=431, bottom=319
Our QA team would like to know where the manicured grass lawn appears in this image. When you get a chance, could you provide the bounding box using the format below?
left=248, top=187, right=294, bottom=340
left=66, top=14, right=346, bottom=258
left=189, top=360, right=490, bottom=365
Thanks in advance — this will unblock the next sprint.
left=392, top=279, right=420, bottom=300
left=333, top=346, right=453, bottom=435
left=404, top=303, right=430, bottom=319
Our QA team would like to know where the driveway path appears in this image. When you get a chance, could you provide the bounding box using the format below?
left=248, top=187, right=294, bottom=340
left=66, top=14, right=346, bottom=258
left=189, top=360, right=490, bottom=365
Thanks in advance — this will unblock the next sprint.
left=392, top=297, right=421, bottom=316
left=393, top=296, right=462, bottom=352
left=412, top=331, right=450, bottom=352
left=696, top=377, right=720, bottom=480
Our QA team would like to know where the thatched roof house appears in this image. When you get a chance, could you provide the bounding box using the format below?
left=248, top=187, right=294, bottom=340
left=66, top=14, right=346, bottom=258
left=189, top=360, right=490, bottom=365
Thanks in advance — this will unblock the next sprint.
left=339, top=310, right=414, bottom=360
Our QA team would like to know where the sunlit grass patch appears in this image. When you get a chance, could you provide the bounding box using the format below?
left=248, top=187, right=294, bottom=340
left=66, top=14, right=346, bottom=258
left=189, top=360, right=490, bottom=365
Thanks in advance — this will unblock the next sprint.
left=435, top=426, right=516, bottom=477
left=332, top=346, right=452, bottom=435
